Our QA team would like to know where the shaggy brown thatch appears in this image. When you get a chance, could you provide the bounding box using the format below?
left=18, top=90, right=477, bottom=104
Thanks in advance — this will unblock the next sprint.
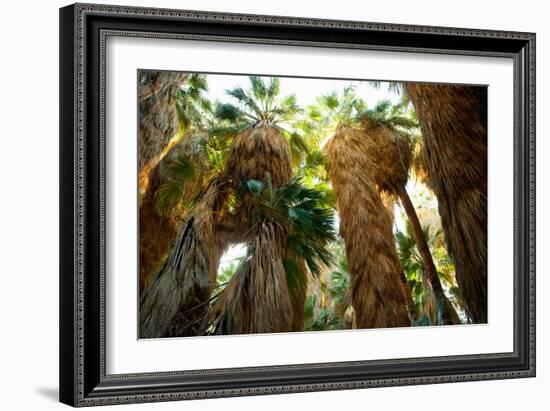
left=324, top=126, right=410, bottom=328
left=138, top=134, right=209, bottom=295
left=404, top=83, right=487, bottom=323
left=357, top=119, right=459, bottom=325
left=138, top=70, right=188, bottom=171
left=359, top=119, right=412, bottom=194
left=209, top=220, right=294, bottom=335
left=139, top=176, right=231, bottom=338
left=286, top=255, right=308, bottom=331
left=225, top=123, right=292, bottom=187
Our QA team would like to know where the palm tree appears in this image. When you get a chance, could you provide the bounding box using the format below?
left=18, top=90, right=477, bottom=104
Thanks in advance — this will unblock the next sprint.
left=140, top=175, right=233, bottom=337
left=138, top=133, right=210, bottom=294
left=209, top=177, right=335, bottom=334
left=138, top=70, right=189, bottom=172
left=138, top=74, right=215, bottom=295
left=355, top=99, right=460, bottom=325
left=403, top=83, right=487, bottom=323
left=218, top=76, right=300, bottom=187
left=211, top=76, right=313, bottom=332
left=320, top=88, right=411, bottom=328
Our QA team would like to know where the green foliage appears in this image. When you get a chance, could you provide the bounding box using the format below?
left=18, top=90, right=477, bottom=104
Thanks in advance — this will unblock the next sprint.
left=167, top=157, right=195, bottom=180
left=283, top=258, right=307, bottom=293
left=245, top=175, right=336, bottom=277
left=155, top=180, right=185, bottom=216
left=304, top=241, right=353, bottom=332
left=218, top=76, right=302, bottom=125
left=315, top=85, right=361, bottom=130
left=175, top=74, right=211, bottom=131
left=217, top=261, right=238, bottom=287
left=395, top=213, right=466, bottom=324
left=354, top=99, right=418, bottom=130
left=304, top=294, right=341, bottom=331
left=154, top=156, right=196, bottom=215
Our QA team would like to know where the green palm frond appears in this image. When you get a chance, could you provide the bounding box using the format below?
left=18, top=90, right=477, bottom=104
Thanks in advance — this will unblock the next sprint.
left=311, top=85, right=362, bottom=131
left=267, top=77, right=280, bottom=99
left=288, top=132, right=310, bottom=167
left=221, top=76, right=302, bottom=127
left=166, top=157, right=195, bottom=180
left=176, top=74, right=211, bottom=131
left=187, top=73, right=208, bottom=91
left=282, top=258, right=307, bottom=292
left=226, top=87, right=264, bottom=118
left=272, top=94, right=300, bottom=122
left=250, top=75, right=268, bottom=100
left=154, top=180, right=184, bottom=216
left=355, top=99, right=418, bottom=130
left=245, top=175, right=336, bottom=276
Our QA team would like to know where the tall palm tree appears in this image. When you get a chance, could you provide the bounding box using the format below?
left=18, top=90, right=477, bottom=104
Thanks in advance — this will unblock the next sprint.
left=138, top=74, right=214, bottom=295
left=140, top=175, right=233, bottom=337
left=211, top=76, right=320, bottom=332
left=209, top=177, right=335, bottom=334
left=138, top=133, right=210, bottom=294
left=354, top=99, right=460, bottom=325
left=320, top=88, right=411, bottom=328
left=403, top=83, right=487, bottom=323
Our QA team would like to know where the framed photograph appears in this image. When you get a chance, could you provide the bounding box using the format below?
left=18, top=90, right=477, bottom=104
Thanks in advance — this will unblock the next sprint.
left=59, top=3, right=535, bottom=407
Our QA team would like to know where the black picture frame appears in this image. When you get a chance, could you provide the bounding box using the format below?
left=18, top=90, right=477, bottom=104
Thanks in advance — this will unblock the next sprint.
left=59, top=3, right=536, bottom=407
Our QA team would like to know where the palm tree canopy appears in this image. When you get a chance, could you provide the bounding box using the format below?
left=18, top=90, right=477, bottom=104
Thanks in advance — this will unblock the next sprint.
left=354, top=99, right=418, bottom=130
left=215, top=76, right=302, bottom=126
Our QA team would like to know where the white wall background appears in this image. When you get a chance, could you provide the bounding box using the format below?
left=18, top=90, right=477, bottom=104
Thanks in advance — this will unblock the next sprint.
left=0, top=0, right=545, bottom=409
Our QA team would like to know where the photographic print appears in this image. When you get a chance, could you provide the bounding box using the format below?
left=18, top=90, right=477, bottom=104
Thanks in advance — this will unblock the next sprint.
left=138, top=71, right=487, bottom=339
left=60, top=6, right=535, bottom=405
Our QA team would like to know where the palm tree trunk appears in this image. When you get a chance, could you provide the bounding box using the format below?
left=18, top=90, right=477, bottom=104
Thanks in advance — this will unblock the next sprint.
left=209, top=220, right=294, bottom=334
left=138, top=134, right=209, bottom=295
left=286, top=255, right=308, bottom=331
left=396, top=185, right=460, bottom=325
left=138, top=165, right=179, bottom=295
left=138, top=70, right=188, bottom=171
left=404, top=83, right=487, bottom=323
left=140, top=176, right=230, bottom=338
left=400, top=271, right=418, bottom=321
left=324, top=127, right=410, bottom=328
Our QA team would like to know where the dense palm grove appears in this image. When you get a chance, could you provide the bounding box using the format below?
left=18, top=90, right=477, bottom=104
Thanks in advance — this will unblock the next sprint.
left=138, top=71, right=487, bottom=338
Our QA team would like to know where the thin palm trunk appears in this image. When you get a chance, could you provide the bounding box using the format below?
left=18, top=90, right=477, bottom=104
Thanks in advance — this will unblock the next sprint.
left=324, top=127, right=410, bottom=328
left=404, top=83, right=487, bottom=323
left=400, top=271, right=418, bottom=320
left=397, top=185, right=460, bottom=325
